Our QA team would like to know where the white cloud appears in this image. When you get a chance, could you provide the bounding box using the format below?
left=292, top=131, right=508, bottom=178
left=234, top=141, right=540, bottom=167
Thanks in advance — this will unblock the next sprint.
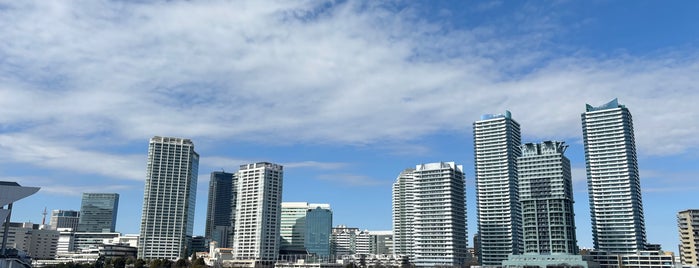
left=283, top=161, right=349, bottom=170
left=316, top=174, right=386, bottom=187
left=0, top=134, right=144, bottom=181
left=0, top=0, right=697, bottom=161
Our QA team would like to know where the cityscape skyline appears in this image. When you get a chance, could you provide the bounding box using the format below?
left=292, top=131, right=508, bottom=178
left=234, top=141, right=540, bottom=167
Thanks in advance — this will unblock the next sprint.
left=2, top=0, right=699, bottom=259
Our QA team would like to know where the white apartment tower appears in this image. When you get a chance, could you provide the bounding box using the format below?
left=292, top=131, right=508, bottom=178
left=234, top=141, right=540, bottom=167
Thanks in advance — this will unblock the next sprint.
left=677, top=209, right=699, bottom=266
left=582, top=99, right=646, bottom=253
left=139, top=136, right=199, bottom=260
left=519, top=141, right=577, bottom=254
left=232, top=162, right=283, bottom=268
left=473, top=111, right=523, bottom=265
left=412, top=162, right=468, bottom=267
left=392, top=168, right=416, bottom=259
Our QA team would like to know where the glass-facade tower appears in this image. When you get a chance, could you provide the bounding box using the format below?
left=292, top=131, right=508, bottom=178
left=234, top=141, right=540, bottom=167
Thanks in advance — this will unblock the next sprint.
left=139, top=136, right=199, bottom=260
left=582, top=99, right=646, bottom=253
left=78, top=193, right=119, bottom=233
left=305, top=206, right=332, bottom=258
left=473, top=111, right=522, bottom=265
left=279, top=202, right=332, bottom=259
left=205, top=171, right=236, bottom=248
left=519, top=141, right=577, bottom=254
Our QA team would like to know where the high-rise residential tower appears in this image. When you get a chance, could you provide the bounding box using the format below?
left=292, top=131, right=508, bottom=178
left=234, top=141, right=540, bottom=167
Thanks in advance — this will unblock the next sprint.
left=50, top=210, right=80, bottom=231
left=205, top=171, right=236, bottom=248
left=582, top=99, right=646, bottom=253
left=279, top=202, right=332, bottom=259
left=473, top=111, right=522, bottom=265
left=412, top=162, right=468, bottom=267
left=678, top=209, right=699, bottom=266
left=519, top=141, right=577, bottom=254
left=78, top=193, right=119, bottom=233
left=139, top=136, right=199, bottom=260
left=392, top=168, right=416, bottom=259
left=232, top=162, right=283, bottom=268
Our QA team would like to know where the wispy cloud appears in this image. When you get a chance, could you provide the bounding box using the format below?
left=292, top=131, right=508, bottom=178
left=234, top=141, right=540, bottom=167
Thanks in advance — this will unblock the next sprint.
left=0, top=0, right=697, bottom=166
left=283, top=161, right=348, bottom=170
left=316, top=174, right=386, bottom=187
left=0, top=134, right=144, bottom=181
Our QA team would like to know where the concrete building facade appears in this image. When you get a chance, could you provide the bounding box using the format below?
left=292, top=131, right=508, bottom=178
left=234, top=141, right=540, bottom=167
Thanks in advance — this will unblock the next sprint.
left=678, top=209, right=699, bottom=266
left=519, top=141, right=578, bottom=254
left=392, top=168, right=415, bottom=259
left=232, top=162, right=283, bottom=267
left=473, top=111, right=523, bottom=265
left=138, top=136, right=199, bottom=260
left=412, top=162, right=468, bottom=267
left=50, top=210, right=80, bottom=231
left=582, top=99, right=646, bottom=253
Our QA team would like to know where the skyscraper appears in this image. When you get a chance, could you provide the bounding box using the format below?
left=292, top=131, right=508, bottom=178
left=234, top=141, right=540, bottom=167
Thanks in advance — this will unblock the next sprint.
left=412, top=162, right=467, bottom=268
left=139, top=136, right=199, bottom=260
left=519, top=141, right=577, bottom=254
left=205, top=171, right=236, bottom=248
left=78, top=193, right=119, bottom=233
left=279, top=202, right=332, bottom=259
left=678, top=209, right=699, bottom=266
left=582, top=99, right=646, bottom=253
left=50, top=210, right=80, bottom=231
left=392, top=168, right=415, bottom=259
left=232, top=162, right=283, bottom=268
left=473, top=111, right=522, bottom=265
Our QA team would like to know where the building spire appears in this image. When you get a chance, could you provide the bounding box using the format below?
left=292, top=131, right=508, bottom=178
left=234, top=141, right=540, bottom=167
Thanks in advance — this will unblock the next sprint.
left=41, top=207, right=47, bottom=225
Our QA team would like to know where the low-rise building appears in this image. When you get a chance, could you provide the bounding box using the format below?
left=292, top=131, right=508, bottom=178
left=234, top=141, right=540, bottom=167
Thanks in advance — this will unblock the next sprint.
left=0, top=222, right=58, bottom=259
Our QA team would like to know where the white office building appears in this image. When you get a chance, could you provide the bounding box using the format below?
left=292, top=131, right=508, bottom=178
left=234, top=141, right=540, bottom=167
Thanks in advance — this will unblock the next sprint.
left=138, top=136, right=199, bottom=260
left=473, top=111, right=523, bottom=265
left=392, top=169, right=415, bottom=259
left=412, top=162, right=467, bottom=267
left=582, top=99, right=646, bottom=253
left=232, top=162, right=284, bottom=268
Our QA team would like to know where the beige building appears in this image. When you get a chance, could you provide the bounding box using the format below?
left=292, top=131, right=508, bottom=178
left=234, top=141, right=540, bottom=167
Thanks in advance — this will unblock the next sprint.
left=679, top=209, right=699, bottom=266
left=0, top=222, right=59, bottom=259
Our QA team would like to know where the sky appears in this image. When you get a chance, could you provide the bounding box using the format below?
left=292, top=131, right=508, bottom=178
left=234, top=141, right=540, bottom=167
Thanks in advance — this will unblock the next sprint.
left=1, top=0, right=699, bottom=255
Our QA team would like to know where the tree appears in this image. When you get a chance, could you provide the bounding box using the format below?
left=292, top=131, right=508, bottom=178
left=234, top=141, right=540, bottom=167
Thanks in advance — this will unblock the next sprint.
left=149, top=259, right=163, bottom=268
left=112, top=257, right=126, bottom=268
left=192, top=257, right=206, bottom=268
left=134, top=259, right=146, bottom=268
left=174, top=258, right=188, bottom=268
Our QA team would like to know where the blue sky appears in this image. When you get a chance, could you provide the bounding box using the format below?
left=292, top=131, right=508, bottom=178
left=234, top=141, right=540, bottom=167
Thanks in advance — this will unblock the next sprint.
left=1, top=0, right=699, bottom=254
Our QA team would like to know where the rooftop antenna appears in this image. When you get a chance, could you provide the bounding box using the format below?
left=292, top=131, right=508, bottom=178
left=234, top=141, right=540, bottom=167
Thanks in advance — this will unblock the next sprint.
left=41, top=207, right=47, bottom=225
